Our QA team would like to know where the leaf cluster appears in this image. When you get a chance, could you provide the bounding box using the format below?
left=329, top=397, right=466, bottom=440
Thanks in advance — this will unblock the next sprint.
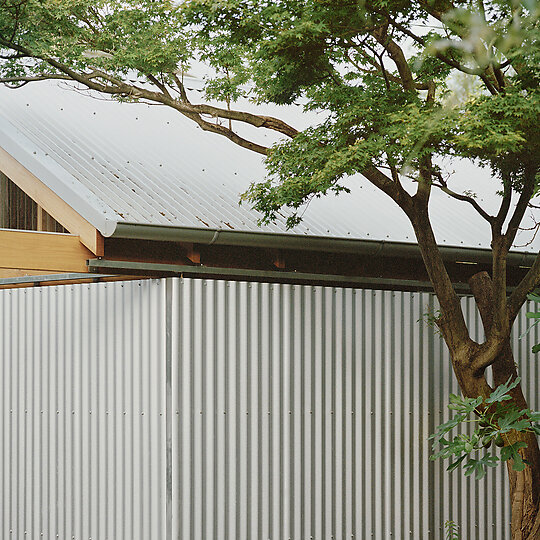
left=444, top=520, right=461, bottom=540
left=429, top=377, right=540, bottom=480
left=525, top=291, right=540, bottom=353
left=0, top=1, right=189, bottom=80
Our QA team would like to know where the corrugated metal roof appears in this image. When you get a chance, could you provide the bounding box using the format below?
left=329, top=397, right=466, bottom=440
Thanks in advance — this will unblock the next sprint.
left=0, top=81, right=537, bottom=252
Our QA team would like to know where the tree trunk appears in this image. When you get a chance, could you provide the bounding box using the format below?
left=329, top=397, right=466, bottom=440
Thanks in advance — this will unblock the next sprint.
left=450, top=272, right=540, bottom=539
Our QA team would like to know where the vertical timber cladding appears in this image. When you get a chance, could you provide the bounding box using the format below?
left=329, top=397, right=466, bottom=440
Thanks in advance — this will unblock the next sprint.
left=0, top=280, right=168, bottom=540
left=171, top=278, right=539, bottom=540
left=0, top=278, right=539, bottom=540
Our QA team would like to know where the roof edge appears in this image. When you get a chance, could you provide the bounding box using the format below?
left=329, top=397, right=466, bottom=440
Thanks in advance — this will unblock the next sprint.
left=111, top=222, right=537, bottom=267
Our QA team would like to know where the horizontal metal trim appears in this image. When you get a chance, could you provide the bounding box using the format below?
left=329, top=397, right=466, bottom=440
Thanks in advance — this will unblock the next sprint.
left=0, top=272, right=112, bottom=286
left=111, top=222, right=537, bottom=266
left=87, top=259, right=473, bottom=293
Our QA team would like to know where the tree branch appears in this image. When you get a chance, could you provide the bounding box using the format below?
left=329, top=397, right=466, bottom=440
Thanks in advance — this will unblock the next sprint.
left=468, top=271, right=515, bottom=375
left=372, top=26, right=417, bottom=92
left=507, top=252, right=540, bottom=323
left=493, top=177, right=512, bottom=234
left=0, top=40, right=300, bottom=149
left=146, top=73, right=172, bottom=99
left=179, top=109, right=269, bottom=155
left=361, top=166, right=414, bottom=215
left=0, top=74, right=72, bottom=86
left=432, top=178, right=494, bottom=223
left=503, top=168, right=537, bottom=247
left=411, top=206, right=471, bottom=348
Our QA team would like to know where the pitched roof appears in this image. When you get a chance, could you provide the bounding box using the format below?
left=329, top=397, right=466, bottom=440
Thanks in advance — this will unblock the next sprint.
left=0, top=81, right=537, bottom=253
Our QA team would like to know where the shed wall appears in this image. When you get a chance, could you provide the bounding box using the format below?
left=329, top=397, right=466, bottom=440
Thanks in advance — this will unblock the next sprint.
left=0, top=280, right=168, bottom=540
left=1, top=278, right=539, bottom=539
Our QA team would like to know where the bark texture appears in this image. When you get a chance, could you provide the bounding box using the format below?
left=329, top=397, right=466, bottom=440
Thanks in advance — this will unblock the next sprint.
left=464, top=272, right=540, bottom=539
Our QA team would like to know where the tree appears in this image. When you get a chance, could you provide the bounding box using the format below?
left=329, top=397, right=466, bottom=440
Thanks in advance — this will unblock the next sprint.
left=0, top=0, right=539, bottom=536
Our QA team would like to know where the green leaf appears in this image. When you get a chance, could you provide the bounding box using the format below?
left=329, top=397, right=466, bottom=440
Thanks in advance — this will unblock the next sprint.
left=447, top=394, right=483, bottom=414
left=446, top=454, right=467, bottom=472
left=500, top=441, right=528, bottom=462
left=512, top=453, right=526, bottom=472
left=497, top=407, right=531, bottom=433
left=463, top=455, right=498, bottom=480
left=485, top=377, right=521, bottom=404
left=429, top=414, right=467, bottom=442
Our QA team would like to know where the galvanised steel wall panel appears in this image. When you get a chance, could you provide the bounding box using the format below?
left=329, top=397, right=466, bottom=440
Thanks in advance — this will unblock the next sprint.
left=2, top=277, right=539, bottom=539
left=171, top=278, right=540, bottom=540
left=0, top=280, right=168, bottom=540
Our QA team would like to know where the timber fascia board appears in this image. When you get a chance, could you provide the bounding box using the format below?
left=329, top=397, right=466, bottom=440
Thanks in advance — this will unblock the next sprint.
left=0, top=229, right=93, bottom=273
left=0, top=146, right=104, bottom=255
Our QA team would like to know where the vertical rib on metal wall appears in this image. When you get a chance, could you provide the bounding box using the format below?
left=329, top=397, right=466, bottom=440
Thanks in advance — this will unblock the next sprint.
left=171, top=278, right=539, bottom=540
left=0, top=280, right=168, bottom=540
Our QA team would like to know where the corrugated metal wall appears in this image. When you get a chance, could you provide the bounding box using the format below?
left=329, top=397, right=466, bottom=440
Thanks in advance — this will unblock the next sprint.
left=0, top=281, right=168, bottom=540
left=170, top=278, right=539, bottom=540
left=1, top=278, right=539, bottom=539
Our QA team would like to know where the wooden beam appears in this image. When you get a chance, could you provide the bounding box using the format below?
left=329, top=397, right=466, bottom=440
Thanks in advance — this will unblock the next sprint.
left=0, top=146, right=104, bottom=255
left=271, top=249, right=286, bottom=269
left=0, top=268, right=63, bottom=278
left=183, top=242, right=201, bottom=264
left=0, top=229, right=92, bottom=272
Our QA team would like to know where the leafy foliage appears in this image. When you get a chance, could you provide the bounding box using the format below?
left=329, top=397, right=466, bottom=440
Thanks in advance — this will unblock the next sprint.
left=430, top=378, right=540, bottom=480
left=444, top=520, right=461, bottom=540
left=0, top=2, right=538, bottom=223
left=525, top=291, right=540, bottom=353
